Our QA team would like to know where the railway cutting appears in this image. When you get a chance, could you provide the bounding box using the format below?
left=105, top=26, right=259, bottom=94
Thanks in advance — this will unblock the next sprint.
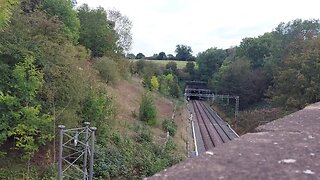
left=185, top=81, right=238, bottom=155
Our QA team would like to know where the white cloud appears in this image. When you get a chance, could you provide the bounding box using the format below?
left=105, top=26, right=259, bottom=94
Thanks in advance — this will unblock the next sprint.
left=76, top=0, right=320, bottom=56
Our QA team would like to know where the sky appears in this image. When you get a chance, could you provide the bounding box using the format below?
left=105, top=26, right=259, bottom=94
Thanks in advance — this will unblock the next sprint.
left=77, top=0, right=320, bottom=56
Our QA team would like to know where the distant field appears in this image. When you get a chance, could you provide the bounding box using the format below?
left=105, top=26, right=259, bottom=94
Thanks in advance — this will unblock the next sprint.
left=132, top=59, right=196, bottom=69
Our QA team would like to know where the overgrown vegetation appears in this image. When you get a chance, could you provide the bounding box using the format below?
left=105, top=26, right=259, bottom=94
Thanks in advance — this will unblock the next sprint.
left=139, top=93, right=157, bottom=126
left=0, top=1, right=181, bottom=179
left=93, top=131, right=181, bottom=179
left=162, top=119, right=177, bottom=136
left=94, top=57, right=121, bottom=84
left=131, top=60, right=183, bottom=98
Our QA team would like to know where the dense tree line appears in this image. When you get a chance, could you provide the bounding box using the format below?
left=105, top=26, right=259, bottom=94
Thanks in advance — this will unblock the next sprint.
left=190, top=19, right=320, bottom=110
left=129, top=44, right=195, bottom=61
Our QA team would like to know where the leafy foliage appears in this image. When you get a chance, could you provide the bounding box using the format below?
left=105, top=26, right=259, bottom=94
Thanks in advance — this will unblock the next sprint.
left=0, top=56, right=52, bottom=159
left=80, top=89, right=115, bottom=145
left=136, top=52, right=145, bottom=59
left=0, top=1, right=181, bottom=179
left=211, top=58, right=268, bottom=108
left=78, top=4, right=118, bottom=57
left=42, top=0, right=80, bottom=43
left=208, top=19, right=320, bottom=110
left=196, top=47, right=227, bottom=81
left=162, top=119, right=177, bottom=136
left=165, top=61, right=177, bottom=74
left=150, top=76, right=159, bottom=91
left=94, top=133, right=181, bottom=179
left=94, top=57, right=120, bottom=84
left=0, top=0, right=20, bottom=30
left=175, top=44, right=193, bottom=61
left=185, top=61, right=195, bottom=75
left=139, top=93, right=157, bottom=126
left=236, top=33, right=273, bottom=68
left=269, top=37, right=320, bottom=109
left=158, top=52, right=167, bottom=60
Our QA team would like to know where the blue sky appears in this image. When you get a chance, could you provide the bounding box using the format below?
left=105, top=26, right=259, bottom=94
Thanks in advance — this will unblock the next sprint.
left=77, top=0, right=320, bottom=56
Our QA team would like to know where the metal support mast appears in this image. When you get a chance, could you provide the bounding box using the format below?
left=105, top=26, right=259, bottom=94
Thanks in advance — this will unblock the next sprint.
left=58, top=122, right=96, bottom=180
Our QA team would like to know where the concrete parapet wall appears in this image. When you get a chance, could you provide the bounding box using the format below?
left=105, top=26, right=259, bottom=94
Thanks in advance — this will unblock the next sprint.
left=149, top=102, right=320, bottom=180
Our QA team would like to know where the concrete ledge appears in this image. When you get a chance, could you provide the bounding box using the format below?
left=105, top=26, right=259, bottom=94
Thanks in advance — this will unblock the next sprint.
left=149, top=102, right=320, bottom=180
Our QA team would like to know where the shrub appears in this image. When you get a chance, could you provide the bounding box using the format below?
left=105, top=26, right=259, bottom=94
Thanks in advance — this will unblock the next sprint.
left=79, top=89, right=115, bottom=145
left=139, top=93, right=157, bottom=126
left=162, top=119, right=177, bottom=136
left=150, top=76, right=159, bottom=91
left=135, top=125, right=153, bottom=143
left=116, top=57, right=130, bottom=79
left=94, top=57, right=120, bottom=84
left=168, top=79, right=181, bottom=98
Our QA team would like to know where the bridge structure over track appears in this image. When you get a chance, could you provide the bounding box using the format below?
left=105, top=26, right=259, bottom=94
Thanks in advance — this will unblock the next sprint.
left=184, top=81, right=214, bottom=99
left=184, top=81, right=239, bottom=119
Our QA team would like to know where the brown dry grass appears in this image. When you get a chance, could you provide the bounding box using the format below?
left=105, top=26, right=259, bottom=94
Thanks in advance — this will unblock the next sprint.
left=105, top=76, right=189, bottom=157
left=172, top=102, right=191, bottom=158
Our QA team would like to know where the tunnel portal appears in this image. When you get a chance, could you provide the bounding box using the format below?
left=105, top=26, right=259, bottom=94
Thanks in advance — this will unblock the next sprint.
left=185, top=81, right=214, bottom=100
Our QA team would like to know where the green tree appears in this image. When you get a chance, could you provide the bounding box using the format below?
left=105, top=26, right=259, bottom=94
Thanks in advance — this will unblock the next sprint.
left=175, top=44, right=193, bottom=61
left=78, top=4, right=117, bottom=57
left=136, top=52, right=145, bottom=59
left=196, top=47, right=227, bottom=81
left=185, top=61, right=195, bottom=73
left=167, top=54, right=175, bottom=60
left=142, top=62, right=162, bottom=89
left=126, top=53, right=136, bottom=59
left=42, top=0, right=80, bottom=43
left=94, top=57, right=120, bottom=84
left=150, top=76, right=159, bottom=91
left=162, top=119, right=177, bottom=136
left=185, top=61, right=195, bottom=79
left=158, top=75, right=169, bottom=95
left=236, top=33, right=274, bottom=68
left=165, top=61, right=177, bottom=74
left=80, top=89, right=115, bottom=143
left=168, top=79, right=181, bottom=98
left=0, top=56, right=52, bottom=159
left=269, top=37, right=320, bottom=109
left=273, top=19, right=320, bottom=53
left=0, top=0, right=20, bottom=30
left=211, top=58, right=268, bottom=108
left=139, top=93, right=157, bottom=126
left=158, top=52, right=167, bottom=60
left=0, top=7, right=92, bottom=129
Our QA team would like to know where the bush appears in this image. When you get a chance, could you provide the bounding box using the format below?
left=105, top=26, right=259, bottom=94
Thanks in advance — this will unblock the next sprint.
left=139, top=93, right=157, bottom=126
left=135, top=125, right=153, bottom=143
left=116, top=57, right=130, bottom=79
left=169, top=79, right=181, bottom=98
left=162, top=119, right=177, bottom=136
left=150, top=76, right=159, bottom=91
left=94, top=57, right=120, bottom=84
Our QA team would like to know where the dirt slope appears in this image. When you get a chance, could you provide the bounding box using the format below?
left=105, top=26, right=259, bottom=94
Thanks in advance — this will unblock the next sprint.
left=106, top=77, right=174, bottom=122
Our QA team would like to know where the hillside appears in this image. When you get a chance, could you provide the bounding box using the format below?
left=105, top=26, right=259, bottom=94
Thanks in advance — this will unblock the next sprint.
left=106, top=76, right=190, bottom=153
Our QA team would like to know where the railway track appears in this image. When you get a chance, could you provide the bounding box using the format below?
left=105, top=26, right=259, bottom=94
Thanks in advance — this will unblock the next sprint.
left=190, top=100, right=238, bottom=152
